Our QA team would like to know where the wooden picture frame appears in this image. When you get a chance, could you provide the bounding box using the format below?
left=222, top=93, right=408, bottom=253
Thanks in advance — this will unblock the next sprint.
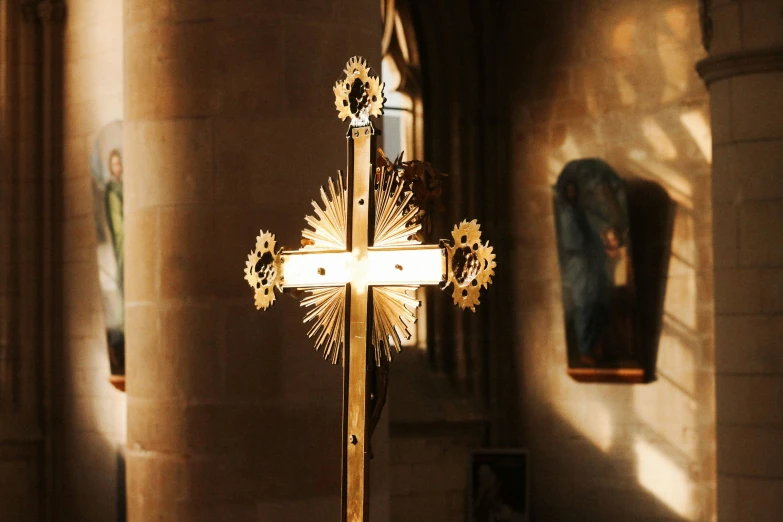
left=553, top=158, right=673, bottom=384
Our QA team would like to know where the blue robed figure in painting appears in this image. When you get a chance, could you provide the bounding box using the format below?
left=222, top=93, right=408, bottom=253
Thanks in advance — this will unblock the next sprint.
left=554, top=159, right=635, bottom=369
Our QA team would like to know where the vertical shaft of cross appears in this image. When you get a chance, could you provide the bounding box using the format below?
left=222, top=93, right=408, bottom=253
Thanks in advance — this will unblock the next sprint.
left=244, top=56, right=497, bottom=522
left=343, top=125, right=374, bottom=522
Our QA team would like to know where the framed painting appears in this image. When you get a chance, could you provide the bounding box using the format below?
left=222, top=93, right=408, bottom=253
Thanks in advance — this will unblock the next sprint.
left=90, top=120, right=125, bottom=389
left=469, top=449, right=529, bottom=522
left=553, top=158, right=644, bottom=383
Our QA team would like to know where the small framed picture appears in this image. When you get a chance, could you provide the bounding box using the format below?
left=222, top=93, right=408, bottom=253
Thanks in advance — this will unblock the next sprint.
left=469, top=449, right=529, bottom=522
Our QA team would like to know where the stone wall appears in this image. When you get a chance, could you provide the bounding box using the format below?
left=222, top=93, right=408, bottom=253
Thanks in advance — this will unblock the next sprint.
left=13, top=0, right=779, bottom=520
left=122, top=2, right=386, bottom=521
left=506, top=1, right=716, bottom=520
left=60, top=0, right=127, bottom=520
left=1, top=1, right=64, bottom=520
left=701, top=1, right=783, bottom=520
left=0, top=2, right=42, bottom=519
left=387, top=354, right=486, bottom=522
left=390, top=429, right=482, bottom=522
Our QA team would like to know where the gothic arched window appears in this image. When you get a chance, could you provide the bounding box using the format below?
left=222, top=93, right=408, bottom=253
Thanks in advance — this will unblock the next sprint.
left=381, top=0, right=427, bottom=350
left=381, top=0, right=423, bottom=162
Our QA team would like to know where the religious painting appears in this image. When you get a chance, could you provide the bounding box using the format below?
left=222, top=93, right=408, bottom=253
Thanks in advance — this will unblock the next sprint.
left=90, top=120, right=124, bottom=380
left=469, top=449, right=529, bottom=522
left=553, top=158, right=644, bottom=383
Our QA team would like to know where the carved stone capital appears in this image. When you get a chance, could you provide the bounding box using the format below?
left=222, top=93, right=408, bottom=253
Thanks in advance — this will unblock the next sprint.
left=696, top=46, right=783, bottom=86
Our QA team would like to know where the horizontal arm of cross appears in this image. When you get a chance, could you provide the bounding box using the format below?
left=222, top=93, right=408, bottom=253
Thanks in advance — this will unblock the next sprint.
left=280, top=245, right=445, bottom=288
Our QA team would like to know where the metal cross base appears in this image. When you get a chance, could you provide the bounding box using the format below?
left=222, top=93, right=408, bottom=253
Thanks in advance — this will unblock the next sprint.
left=244, top=57, right=496, bottom=522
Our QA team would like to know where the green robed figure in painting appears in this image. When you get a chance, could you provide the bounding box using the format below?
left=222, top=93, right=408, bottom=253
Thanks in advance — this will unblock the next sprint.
left=105, top=149, right=124, bottom=296
left=90, top=122, right=126, bottom=377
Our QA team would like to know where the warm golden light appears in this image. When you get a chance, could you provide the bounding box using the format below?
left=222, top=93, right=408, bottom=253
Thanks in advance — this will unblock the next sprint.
left=642, top=117, right=678, bottom=160
left=282, top=251, right=353, bottom=287
left=279, top=246, right=443, bottom=289
left=553, top=396, right=615, bottom=453
left=615, top=71, right=638, bottom=106
left=531, top=9, right=714, bottom=520
left=633, top=370, right=698, bottom=457
left=680, top=110, right=712, bottom=163
left=559, top=132, right=582, bottom=162
left=656, top=7, right=691, bottom=103
left=394, top=13, right=410, bottom=63
left=656, top=40, right=690, bottom=103
left=246, top=57, right=498, bottom=521
left=635, top=437, right=694, bottom=518
left=627, top=149, right=693, bottom=208
left=381, top=54, right=402, bottom=93
left=367, top=247, right=444, bottom=286
left=664, top=7, right=690, bottom=41
left=612, top=18, right=637, bottom=56
left=547, top=156, right=565, bottom=178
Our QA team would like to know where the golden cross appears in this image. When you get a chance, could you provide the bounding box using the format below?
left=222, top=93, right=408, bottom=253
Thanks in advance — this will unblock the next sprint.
left=244, top=57, right=496, bottom=522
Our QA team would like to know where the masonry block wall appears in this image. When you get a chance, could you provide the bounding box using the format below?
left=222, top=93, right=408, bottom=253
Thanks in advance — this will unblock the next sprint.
left=14, top=1, right=783, bottom=520
left=0, top=3, right=45, bottom=520
left=387, top=355, right=487, bottom=522
left=506, top=1, right=716, bottom=519
left=390, top=430, right=482, bottom=522
left=60, top=0, right=127, bottom=520
left=701, top=1, right=783, bottom=520
left=122, top=2, right=387, bottom=521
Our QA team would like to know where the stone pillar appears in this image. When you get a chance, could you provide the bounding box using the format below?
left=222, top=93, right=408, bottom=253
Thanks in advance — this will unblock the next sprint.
left=1, top=1, right=66, bottom=519
left=124, top=3, right=384, bottom=521
left=0, top=2, right=45, bottom=520
left=698, top=1, right=783, bottom=520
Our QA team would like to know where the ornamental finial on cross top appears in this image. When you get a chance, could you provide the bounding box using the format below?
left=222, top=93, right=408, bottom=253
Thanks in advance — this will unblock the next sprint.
left=243, top=57, right=496, bottom=522
left=334, top=56, right=386, bottom=129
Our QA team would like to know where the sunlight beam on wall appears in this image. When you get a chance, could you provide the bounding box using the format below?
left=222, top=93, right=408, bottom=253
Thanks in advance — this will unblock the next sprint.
left=559, top=132, right=582, bottom=162
left=553, top=397, right=614, bottom=453
left=614, top=72, right=638, bottom=106
left=635, top=436, right=694, bottom=519
left=633, top=374, right=698, bottom=459
left=641, top=117, right=678, bottom=160
left=548, top=156, right=565, bottom=178
left=679, top=110, right=712, bottom=163
left=612, top=18, right=637, bottom=57
left=627, top=150, right=693, bottom=208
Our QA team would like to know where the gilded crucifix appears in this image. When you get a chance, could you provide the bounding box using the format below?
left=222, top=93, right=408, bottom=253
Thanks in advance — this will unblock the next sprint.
left=244, top=57, right=496, bottom=522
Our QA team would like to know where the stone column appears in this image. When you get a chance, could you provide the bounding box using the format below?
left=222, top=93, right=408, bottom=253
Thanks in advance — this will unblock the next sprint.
left=0, top=2, right=44, bottom=520
left=697, top=1, right=783, bottom=520
left=124, top=3, right=383, bottom=520
left=1, top=1, right=66, bottom=519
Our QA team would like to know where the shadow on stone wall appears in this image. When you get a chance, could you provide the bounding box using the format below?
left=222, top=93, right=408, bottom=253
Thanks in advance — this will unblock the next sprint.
left=498, top=0, right=715, bottom=519
left=626, top=177, right=676, bottom=382
left=117, top=448, right=126, bottom=522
